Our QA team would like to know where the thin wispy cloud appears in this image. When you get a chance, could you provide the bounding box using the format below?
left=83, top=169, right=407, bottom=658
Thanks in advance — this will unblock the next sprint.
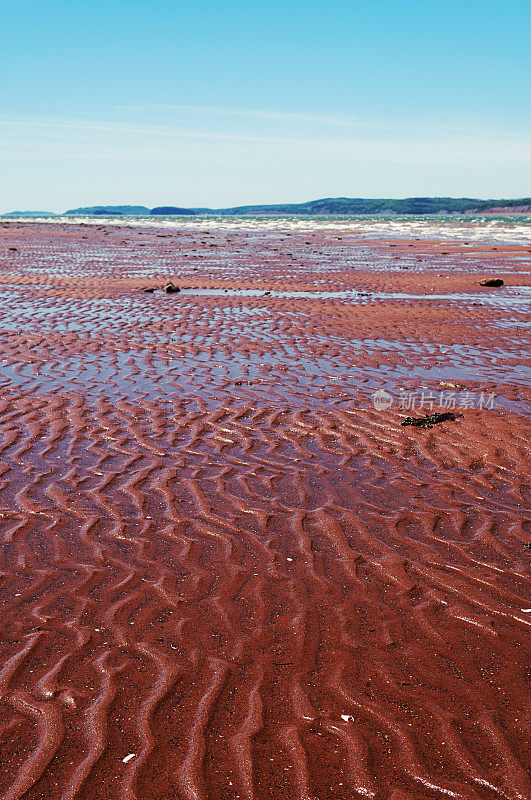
left=1, top=109, right=529, bottom=211
left=1, top=110, right=529, bottom=150
left=112, top=104, right=531, bottom=139
left=116, top=104, right=370, bottom=127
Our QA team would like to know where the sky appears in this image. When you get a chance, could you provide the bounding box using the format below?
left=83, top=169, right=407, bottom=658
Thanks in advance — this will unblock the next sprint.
left=1, top=0, right=530, bottom=212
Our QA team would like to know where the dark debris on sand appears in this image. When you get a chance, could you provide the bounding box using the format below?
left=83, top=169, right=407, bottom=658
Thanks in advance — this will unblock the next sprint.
left=479, top=278, right=504, bottom=287
left=401, top=411, right=463, bottom=429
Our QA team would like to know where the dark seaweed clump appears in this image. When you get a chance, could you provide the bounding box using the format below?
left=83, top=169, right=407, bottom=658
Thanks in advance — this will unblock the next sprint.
left=401, top=412, right=463, bottom=429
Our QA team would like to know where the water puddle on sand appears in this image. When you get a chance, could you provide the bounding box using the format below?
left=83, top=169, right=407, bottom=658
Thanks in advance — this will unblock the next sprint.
left=178, top=285, right=531, bottom=309
left=1, top=334, right=528, bottom=415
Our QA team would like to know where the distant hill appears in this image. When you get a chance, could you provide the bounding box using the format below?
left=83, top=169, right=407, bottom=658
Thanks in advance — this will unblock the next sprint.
left=2, top=210, right=57, bottom=217
left=150, top=206, right=197, bottom=215
left=3, top=198, right=529, bottom=219
left=207, top=197, right=531, bottom=215
left=63, top=206, right=151, bottom=216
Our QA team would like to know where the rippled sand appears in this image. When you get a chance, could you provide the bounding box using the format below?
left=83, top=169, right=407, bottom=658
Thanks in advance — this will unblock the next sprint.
left=0, top=221, right=530, bottom=800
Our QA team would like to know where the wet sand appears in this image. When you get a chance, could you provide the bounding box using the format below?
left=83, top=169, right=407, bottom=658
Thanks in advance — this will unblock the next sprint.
left=0, top=221, right=530, bottom=800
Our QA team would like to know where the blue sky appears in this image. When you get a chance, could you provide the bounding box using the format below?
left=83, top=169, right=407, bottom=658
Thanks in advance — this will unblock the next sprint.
left=1, top=0, right=530, bottom=211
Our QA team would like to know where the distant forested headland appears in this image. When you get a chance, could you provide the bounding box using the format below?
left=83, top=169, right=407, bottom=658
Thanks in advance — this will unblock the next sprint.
left=3, top=198, right=530, bottom=217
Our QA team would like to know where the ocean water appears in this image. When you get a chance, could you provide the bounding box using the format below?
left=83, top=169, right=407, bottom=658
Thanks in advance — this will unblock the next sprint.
left=3, top=213, right=531, bottom=244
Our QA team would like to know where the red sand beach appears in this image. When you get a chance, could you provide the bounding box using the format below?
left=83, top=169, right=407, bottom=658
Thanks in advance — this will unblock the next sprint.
left=0, top=221, right=529, bottom=800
